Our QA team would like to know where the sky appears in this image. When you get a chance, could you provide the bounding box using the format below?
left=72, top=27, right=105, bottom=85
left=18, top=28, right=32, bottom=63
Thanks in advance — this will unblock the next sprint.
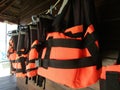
left=0, top=22, right=17, bottom=61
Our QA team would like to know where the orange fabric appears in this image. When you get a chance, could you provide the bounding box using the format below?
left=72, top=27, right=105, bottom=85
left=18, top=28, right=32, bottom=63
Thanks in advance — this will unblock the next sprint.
left=38, top=25, right=100, bottom=88
left=84, top=25, right=94, bottom=37
left=38, top=66, right=101, bottom=88
left=95, top=41, right=99, bottom=48
left=29, top=49, right=38, bottom=60
left=31, top=40, right=39, bottom=47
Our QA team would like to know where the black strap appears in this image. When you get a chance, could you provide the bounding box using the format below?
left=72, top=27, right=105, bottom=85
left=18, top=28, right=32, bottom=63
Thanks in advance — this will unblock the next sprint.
left=100, top=79, right=106, bottom=90
left=16, top=57, right=27, bottom=62
left=16, top=69, right=26, bottom=73
left=42, top=37, right=52, bottom=69
left=84, top=32, right=98, bottom=57
left=41, top=57, right=96, bottom=69
left=28, top=59, right=37, bottom=63
left=46, top=38, right=84, bottom=48
left=84, top=31, right=101, bottom=69
left=32, top=76, right=37, bottom=83
left=106, top=71, right=120, bottom=90
left=37, top=75, right=46, bottom=88
left=17, top=51, right=27, bottom=55
left=100, top=72, right=120, bottom=90
left=16, top=57, right=26, bottom=73
left=26, top=76, right=28, bottom=84
left=26, top=67, right=38, bottom=72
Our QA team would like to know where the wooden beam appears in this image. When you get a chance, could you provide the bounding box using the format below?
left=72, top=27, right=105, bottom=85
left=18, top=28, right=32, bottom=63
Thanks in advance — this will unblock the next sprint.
left=20, top=1, right=49, bottom=19
left=0, top=0, right=16, bottom=14
left=20, top=0, right=47, bottom=17
left=0, top=0, right=8, bottom=7
left=20, top=0, right=57, bottom=20
left=10, top=5, right=21, bottom=13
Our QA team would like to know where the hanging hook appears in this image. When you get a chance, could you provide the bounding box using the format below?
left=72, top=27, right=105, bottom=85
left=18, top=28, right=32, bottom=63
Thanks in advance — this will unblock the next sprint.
left=46, top=0, right=60, bottom=14
left=31, top=15, right=39, bottom=24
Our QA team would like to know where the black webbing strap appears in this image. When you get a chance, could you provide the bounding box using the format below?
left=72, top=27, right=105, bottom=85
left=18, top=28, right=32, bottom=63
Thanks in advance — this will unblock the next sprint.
left=100, top=79, right=106, bottom=90
left=37, top=75, right=46, bottom=88
left=106, top=71, right=120, bottom=90
left=41, top=57, right=96, bottom=69
left=46, top=38, right=84, bottom=48
left=17, top=51, right=27, bottom=55
left=32, top=76, right=37, bottom=83
left=84, top=32, right=99, bottom=56
left=16, top=69, right=25, bottom=73
left=26, top=67, right=38, bottom=72
left=16, top=57, right=27, bottom=62
left=16, top=57, right=26, bottom=73
left=27, top=59, right=37, bottom=63
left=84, top=31, right=101, bottom=69
left=42, top=37, right=52, bottom=69
left=26, top=76, right=28, bottom=84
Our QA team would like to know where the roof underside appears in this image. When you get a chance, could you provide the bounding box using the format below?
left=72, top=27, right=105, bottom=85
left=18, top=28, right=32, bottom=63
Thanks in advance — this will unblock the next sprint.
left=0, top=0, right=104, bottom=24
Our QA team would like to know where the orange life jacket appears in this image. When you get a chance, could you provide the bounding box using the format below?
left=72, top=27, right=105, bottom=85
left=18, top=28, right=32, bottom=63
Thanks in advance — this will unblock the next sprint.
left=26, top=25, right=38, bottom=77
left=26, top=21, right=49, bottom=87
left=15, top=26, right=30, bottom=77
left=7, top=31, right=18, bottom=74
left=38, top=25, right=100, bottom=88
left=38, top=0, right=101, bottom=89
